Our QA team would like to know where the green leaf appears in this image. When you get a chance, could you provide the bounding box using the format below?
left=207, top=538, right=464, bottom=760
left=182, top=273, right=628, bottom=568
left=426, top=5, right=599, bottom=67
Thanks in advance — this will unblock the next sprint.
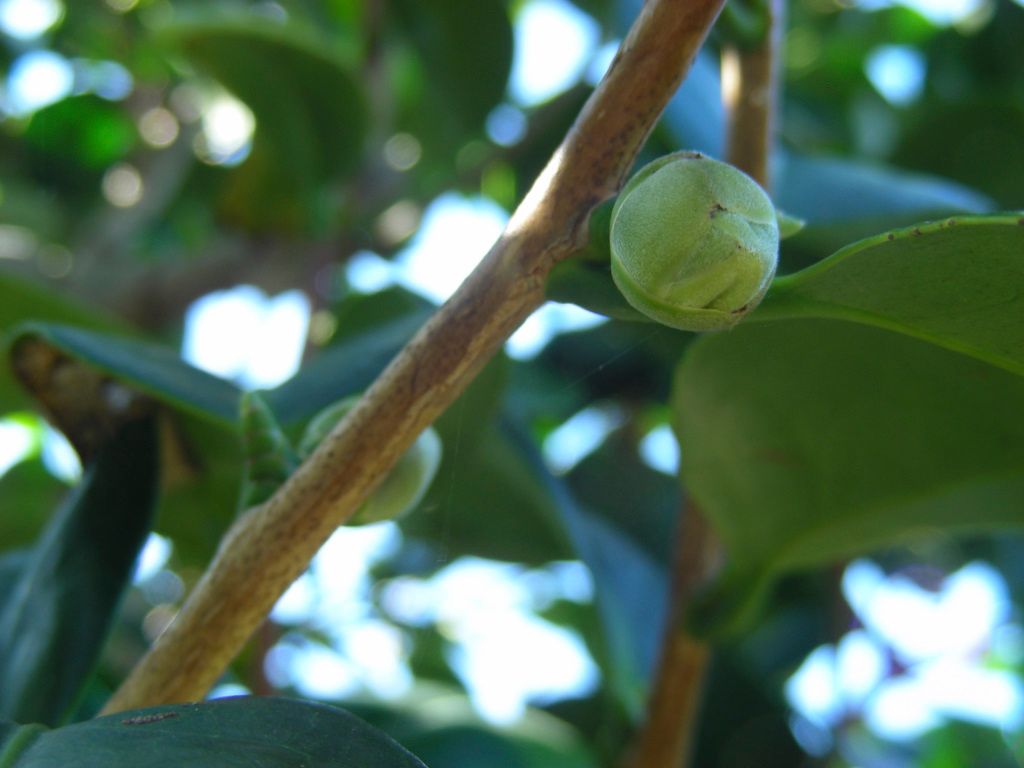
left=774, top=154, right=995, bottom=259
left=0, top=459, right=63, bottom=550
left=775, top=153, right=993, bottom=227
left=163, top=14, right=367, bottom=180
left=0, top=552, right=29, bottom=598
left=404, top=420, right=573, bottom=565
left=390, top=0, right=513, bottom=157
left=0, top=417, right=159, bottom=726
left=10, top=323, right=241, bottom=428
left=268, top=289, right=435, bottom=426
left=23, top=95, right=137, bottom=175
left=0, top=177, right=66, bottom=238
left=673, top=319, right=1024, bottom=638
left=6, top=324, right=242, bottom=566
left=894, top=99, right=1024, bottom=209
left=343, top=687, right=597, bottom=768
left=755, top=214, right=1024, bottom=376
left=0, top=275, right=123, bottom=413
left=160, top=13, right=368, bottom=232
left=562, top=432, right=677, bottom=718
left=0, top=697, right=427, bottom=767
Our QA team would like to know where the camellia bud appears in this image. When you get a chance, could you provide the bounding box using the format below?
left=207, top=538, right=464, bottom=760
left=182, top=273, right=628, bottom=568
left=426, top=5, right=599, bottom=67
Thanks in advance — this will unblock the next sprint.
left=299, top=396, right=442, bottom=525
left=610, top=151, right=779, bottom=331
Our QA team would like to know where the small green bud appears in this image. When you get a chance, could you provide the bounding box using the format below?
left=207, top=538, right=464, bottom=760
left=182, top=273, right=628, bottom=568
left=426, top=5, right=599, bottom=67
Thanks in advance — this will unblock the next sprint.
left=610, top=151, right=779, bottom=331
left=299, top=396, right=442, bottom=525
left=238, top=391, right=298, bottom=511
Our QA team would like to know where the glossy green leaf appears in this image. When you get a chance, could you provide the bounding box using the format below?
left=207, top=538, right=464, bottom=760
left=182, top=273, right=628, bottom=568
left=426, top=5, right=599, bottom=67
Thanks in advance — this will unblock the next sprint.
left=0, top=278, right=115, bottom=341
left=268, top=289, right=435, bottom=426
left=162, top=15, right=367, bottom=180
left=0, top=276, right=123, bottom=413
left=894, top=100, right=1024, bottom=209
left=6, top=324, right=242, bottom=566
left=0, top=552, right=28, bottom=598
left=23, top=95, right=137, bottom=174
left=390, top=0, right=512, bottom=156
left=755, top=214, right=1024, bottom=376
left=774, top=153, right=993, bottom=228
left=0, top=697, right=427, bottom=767
left=537, top=321, right=689, bottom=405
left=651, top=31, right=990, bottom=236
left=673, top=320, right=1024, bottom=638
left=0, top=459, right=63, bottom=549
left=161, top=14, right=367, bottom=232
left=404, top=421, right=572, bottom=565
left=546, top=259, right=648, bottom=322
left=10, top=323, right=240, bottom=427
left=344, top=688, right=596, bottom=768
left=0, top=417, right=159, bottom=725
left=562, top=433, right=677, bottom=718
left=0, top=177, right=66, bottom=238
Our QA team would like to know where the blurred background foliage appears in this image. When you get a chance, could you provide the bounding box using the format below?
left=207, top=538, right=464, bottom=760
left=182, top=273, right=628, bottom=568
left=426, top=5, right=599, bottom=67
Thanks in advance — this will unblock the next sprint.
left=0, top=0, right=1023, bottom=765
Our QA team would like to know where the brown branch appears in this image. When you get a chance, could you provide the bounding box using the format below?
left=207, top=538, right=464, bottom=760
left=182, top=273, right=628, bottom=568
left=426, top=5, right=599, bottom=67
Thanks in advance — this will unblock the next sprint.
left=101, top=0, right=727, bottom=714
left=722, top=0, right=784, bottom=190
left=621, top=499, right=721, bottom=768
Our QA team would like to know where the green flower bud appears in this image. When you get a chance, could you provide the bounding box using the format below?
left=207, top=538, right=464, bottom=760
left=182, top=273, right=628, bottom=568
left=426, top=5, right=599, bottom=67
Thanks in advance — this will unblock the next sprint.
left=299, top=396, right=442, bottom=525
left=609, top=151, right=779, bottom=331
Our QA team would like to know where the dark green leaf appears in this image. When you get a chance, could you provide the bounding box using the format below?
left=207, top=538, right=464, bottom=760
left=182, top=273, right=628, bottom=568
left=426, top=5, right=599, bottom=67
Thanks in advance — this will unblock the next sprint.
left=390, top=0, right=513, bottom=157
left=0, top=459, right=63, bottom=550
left=0, top=552, right=29, bottom=597
left=546, top=259, right=648, bottom=322
left=537, top=322, right=688, bottom=404
left=774, top=153, right=994, bottom=258
left=162, top=14, right=367, bottom=180
left=23, top=96, right=137, bottom=176
left=6, top=323, right=243, bottom=567
left=0, top=417, right=159, bottom=725
left=557, top=491, right=665, bottom=719
left=894, top=100, right=1024, bottom=209
left=756, top=214, right=1024, bottom=376
left=692, top=653, right=803, bottom=768
left=674, top=319, right=1024, bottom=638
left=268, top=288, right=435, bottom=426
left=567, top=432, right=678, bottom=568
left=404, top=421, right=573, bottom=565
left=161, top=13, right=368, bottom=232
left=0, top=275, right=123, bottom=413
left=561, top=432, right=677, bottom=718
left=343, top=687, right=596, bottom=768
left=0, top=177, right=66, bottom=238
left=1, top=697, right=427, bottom=767
left=10, top=323, right=241, bottom=427
left=775, top=153, right=993, bottom=226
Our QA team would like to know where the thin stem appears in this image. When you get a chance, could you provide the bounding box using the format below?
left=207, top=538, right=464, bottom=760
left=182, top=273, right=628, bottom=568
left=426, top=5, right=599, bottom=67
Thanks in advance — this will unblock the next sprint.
left=101, top=0, right=727, bottom=714
left=722, top=0, right=784, bottom=191
left=621, top=500, right=721, bottom=768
